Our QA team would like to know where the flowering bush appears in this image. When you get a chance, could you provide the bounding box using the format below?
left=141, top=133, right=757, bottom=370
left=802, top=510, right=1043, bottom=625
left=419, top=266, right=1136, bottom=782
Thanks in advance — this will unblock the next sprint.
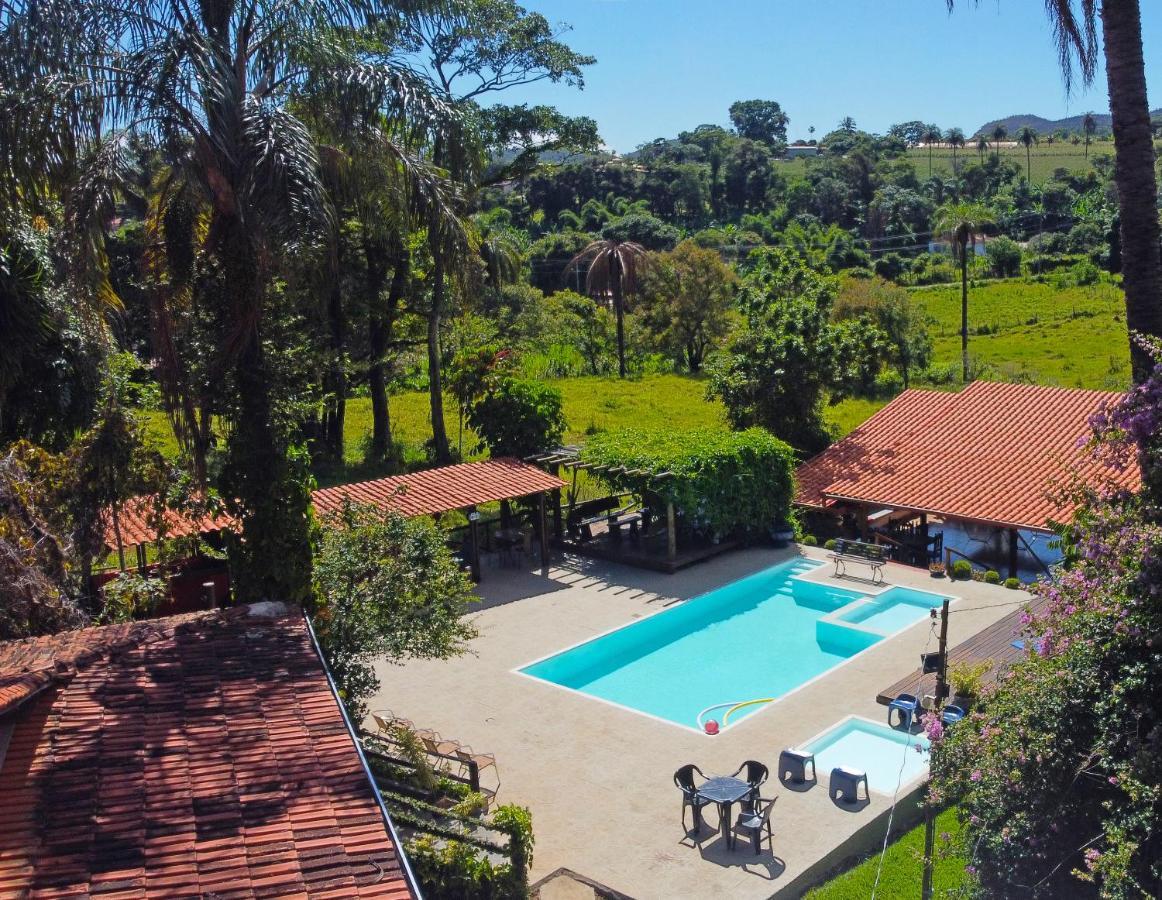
left=929, top=341, right=1162, bottom=898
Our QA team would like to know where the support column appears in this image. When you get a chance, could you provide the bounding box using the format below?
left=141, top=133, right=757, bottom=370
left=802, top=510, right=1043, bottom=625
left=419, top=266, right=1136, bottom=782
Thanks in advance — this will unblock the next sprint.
left=666, top=501, right=677, bottom=562
left=1008, top=528, right=1019, bottom=581
left=538, top=493, right=550, bottom=575
left=468, top=508, right=481, bottom=584
left=550, top=463, right=563, bottom=540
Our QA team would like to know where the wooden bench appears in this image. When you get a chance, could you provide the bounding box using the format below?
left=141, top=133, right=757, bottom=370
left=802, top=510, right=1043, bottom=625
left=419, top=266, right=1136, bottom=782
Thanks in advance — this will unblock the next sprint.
left=606, top=510, right=643, bottom=542
left=829, top=538, right=887, bottom=584
left=567, top=497, right=621, bottom=542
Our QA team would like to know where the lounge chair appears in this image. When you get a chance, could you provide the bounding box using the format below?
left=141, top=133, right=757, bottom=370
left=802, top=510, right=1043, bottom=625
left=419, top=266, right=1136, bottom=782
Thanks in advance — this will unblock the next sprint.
left=453, top=744, right=500, bottom=796
left=733, top=797, right=776, bottom=855
left=731, top=759, right=769, bottom=812
left=940, top=704, right=967, bottom=726
left=888, top=693, right=923, bottom=728
left=674, top=764, right=717, bottom=835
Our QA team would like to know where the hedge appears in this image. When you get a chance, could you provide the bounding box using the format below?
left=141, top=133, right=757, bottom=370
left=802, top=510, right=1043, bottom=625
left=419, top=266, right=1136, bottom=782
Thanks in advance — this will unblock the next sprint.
left=581, top=427, right=796, bottom=541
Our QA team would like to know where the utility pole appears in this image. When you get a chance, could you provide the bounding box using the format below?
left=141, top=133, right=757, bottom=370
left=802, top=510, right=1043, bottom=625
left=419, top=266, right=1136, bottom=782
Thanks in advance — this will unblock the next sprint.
left=922, top=598, right=951, bottom=900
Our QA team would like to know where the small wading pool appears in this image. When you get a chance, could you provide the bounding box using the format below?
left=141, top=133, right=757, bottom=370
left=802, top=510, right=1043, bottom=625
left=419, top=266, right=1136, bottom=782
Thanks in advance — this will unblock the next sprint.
left=804, top=716, right=930, bottom=794
left=518, top=558, right=952, bottom=730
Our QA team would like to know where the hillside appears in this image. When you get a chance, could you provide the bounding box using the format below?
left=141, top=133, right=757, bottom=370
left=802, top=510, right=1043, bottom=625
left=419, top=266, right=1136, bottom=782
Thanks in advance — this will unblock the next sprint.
left=974, top=109, right=1162, bottom=136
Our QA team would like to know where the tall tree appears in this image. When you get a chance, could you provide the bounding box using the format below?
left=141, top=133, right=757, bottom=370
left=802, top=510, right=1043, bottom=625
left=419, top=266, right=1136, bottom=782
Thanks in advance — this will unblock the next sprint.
left=728, top=99, right=789, bottom=149
left=975, top=134, right=989, bottom=164
left=838, top=116, right=858, bottom=135
left=1015, top=125, right=1039, bottom=181
left=932, top=202, right=994, bottom=381
left=405, top=0, right=597, bottom=461
left=568, top=240, right=648, bottom=378
left=1082, top=110, right=1097, bottom=157
left=990, top=124, right=1008, bottom=162
left=0, top=0, right=455, bottom=603
left=945, top=127, right=966, bottom=173
left=921, top=124, right=943, bottom=178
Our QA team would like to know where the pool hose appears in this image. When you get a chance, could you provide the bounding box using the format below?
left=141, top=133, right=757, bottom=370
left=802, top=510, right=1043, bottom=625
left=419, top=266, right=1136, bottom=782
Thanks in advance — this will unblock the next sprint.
left=696, top=697, right=776, bottom=731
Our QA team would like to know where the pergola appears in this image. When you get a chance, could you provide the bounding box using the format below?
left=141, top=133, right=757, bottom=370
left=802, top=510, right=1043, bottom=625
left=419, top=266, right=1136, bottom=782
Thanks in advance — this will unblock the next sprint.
left=796, top=381, right=1139, bottom=578
left=107, top=459, right=565, bottom=583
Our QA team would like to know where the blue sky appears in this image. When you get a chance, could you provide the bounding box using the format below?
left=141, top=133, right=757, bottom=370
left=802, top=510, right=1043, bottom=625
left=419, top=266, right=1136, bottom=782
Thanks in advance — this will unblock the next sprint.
left=500, top=0, right=1160, bottom=152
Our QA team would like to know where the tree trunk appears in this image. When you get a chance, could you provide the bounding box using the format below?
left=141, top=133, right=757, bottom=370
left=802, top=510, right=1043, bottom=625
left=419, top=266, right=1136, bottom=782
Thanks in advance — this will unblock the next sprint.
left=1101, top=0, right=1162, bottom=384
left=218, top=218, right=312, bottom=604
left=428, top=244, right=452, bottom=461
left=323, top=240, right=346, bottom=460
left=960, top=245, right=970, bottom=382
left=367, top=236, right=406, bottom=464
left=613, top=258, right=627, bottom=378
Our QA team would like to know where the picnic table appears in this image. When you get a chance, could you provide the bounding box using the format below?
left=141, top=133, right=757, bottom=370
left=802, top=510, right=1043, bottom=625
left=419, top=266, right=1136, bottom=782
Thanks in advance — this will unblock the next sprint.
left=696, top=776, right=752, bottom=849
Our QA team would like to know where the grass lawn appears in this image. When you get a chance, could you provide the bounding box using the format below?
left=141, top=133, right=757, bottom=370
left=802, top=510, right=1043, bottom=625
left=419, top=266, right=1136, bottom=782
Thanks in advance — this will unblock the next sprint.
left=805, top=806, right=970, bottom=899
left=911, top=278, right=1130, bottom=390
left=905, top=144, right=1103, bottom=183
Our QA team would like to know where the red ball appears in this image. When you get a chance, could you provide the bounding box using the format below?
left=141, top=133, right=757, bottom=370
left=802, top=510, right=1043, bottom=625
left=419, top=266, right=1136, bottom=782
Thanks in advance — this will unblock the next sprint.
left=704, top=720, right=720, bottom=735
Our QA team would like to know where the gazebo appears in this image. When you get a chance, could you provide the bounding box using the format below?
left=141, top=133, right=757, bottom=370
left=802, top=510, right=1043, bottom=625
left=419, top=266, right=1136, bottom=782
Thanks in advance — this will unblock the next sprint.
left=107, top=458, right=565, bottom=584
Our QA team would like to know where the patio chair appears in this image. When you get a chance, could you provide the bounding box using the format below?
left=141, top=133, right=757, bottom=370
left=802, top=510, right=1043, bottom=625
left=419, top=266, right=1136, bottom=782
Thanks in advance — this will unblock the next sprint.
left=731, top=759, right=770, bottom=812
left=453, top=744, right=500, bottom=796
left=888, top=693, right=923, bottom=729
left=733, top=796, right=777, bottom=855
left=418, top=731, right=460, bottom=760
left=371, top=710, right=415, bottom=736
left=941, top=704, right=967, bottom=726
left=674, top=764, right=717, bottom=835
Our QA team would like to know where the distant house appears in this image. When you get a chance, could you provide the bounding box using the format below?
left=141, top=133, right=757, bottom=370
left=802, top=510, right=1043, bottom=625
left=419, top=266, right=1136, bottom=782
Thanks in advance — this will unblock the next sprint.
left=0, top=604, right=419, bottom=898
left=784, top=145, right=819, bottom=159
left=927, top=236, right=990, bottom=256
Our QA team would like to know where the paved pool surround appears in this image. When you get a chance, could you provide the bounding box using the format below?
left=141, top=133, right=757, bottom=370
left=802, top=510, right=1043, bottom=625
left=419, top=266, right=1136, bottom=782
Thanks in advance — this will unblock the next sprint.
left=370, top=545, right=1023, bottom=899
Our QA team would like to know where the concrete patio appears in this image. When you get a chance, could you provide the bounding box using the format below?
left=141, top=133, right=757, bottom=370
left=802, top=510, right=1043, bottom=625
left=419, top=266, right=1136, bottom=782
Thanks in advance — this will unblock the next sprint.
left=368, top=544, right=1027, bottom=899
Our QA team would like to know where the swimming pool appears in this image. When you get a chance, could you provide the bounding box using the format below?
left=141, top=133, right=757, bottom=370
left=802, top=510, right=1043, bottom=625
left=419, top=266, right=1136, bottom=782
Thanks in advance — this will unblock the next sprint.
left=805, top=716, right=930, bottom=794
left=518, top=558, right=951, bottom=731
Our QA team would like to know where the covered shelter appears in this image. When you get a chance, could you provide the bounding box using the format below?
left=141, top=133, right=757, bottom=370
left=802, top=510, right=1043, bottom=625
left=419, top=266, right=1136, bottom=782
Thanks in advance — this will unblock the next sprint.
left=105, top=458, right=565, bottom=585
left=796, top=381, right=1139, bottom=579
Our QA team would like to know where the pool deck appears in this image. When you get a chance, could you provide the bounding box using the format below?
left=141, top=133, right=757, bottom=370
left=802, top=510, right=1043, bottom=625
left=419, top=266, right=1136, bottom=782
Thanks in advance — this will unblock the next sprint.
left=368, top=544, right=1028, bottom=899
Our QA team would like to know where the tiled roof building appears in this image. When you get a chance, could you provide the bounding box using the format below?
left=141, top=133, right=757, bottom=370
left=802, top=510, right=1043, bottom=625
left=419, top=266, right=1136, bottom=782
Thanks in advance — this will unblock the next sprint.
left=796, top=381, right=1139, bottom=531
left=0, top=605, right=417, bottom=898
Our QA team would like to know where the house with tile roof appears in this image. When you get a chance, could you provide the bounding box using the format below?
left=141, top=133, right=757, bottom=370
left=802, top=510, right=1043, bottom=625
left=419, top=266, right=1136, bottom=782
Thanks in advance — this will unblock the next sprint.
left=0, top=604, right=420, bottom=898
left=796, top=381, right=1140, bottom=578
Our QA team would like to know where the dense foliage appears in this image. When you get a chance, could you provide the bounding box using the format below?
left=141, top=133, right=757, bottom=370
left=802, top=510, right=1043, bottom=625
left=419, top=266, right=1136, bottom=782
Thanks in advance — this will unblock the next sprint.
left=929, top=345, right=1162, bottom=898
left=467, top=377, right=567, bottom=457
left=581, top=427, right=796, bottom=541
left=312, top=502, right=478, bottom=720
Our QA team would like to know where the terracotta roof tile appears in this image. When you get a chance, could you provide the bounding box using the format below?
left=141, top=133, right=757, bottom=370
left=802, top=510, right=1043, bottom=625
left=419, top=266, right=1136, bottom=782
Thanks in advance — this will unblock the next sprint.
left=796, top=381, right=1139, bottom=531
left=110, top=458, right=564, bottom=546
left=0, top=608, right=415, bottom=898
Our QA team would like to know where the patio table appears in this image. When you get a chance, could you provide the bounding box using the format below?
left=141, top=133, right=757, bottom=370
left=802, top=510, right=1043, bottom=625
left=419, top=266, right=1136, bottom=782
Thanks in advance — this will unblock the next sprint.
left=696, top=776, right=752, bottom=848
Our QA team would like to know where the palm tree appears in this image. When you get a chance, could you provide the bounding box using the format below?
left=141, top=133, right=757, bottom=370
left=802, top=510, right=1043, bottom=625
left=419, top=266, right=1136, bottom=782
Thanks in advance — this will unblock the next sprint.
left=1015, top=126, right=1039, bottom=180
left=0, top=0, right=451, bottom=603
left=975, top=135, right=990, bottom=163
left=1082, top=112, right=1097, bottom=158
left=990, top=125, right=1008, bottom=162
left=946, top=128, right=966, bottom=173
left=950, top=1, right=1162, bottom=385
left=568, top=240, right=649, bottom=378
left=839, top=116, right=858, bottom=135
left=932, top=202, right=995, bottom=382
left=922, top=125, right=943, bottom=178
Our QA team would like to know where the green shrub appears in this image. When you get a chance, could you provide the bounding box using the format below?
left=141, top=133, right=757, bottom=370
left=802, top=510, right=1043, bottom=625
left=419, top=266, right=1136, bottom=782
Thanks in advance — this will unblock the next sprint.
left=581, top=428, right=797, bottom=542
left=949, top=660, right=992, bottom=697
left=99, top=572, right=167, bottom=623
left=1004, top=577, right=1021, bottom=590
left=984, top=569, right=1001, bottom=584
left=824, top=538, right=837, bottom=550
left=406, top=803, right=534, bottom=899
left=802, top=534, right=818, bottom=546
left=951, top=559, right=973, bottom=580
left=467, top=377, right=567, bottom=458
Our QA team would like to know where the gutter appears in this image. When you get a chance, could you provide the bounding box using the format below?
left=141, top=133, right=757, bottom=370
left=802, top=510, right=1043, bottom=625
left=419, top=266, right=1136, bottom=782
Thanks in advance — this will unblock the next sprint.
left=302, top=612, right=423, bottom=899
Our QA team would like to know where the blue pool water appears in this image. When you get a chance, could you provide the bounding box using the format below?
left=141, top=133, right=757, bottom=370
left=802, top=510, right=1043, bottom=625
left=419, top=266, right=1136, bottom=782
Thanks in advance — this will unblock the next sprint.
left=519, top=558, right=950, bottom=730
left=806, top=718, right=930, bottom=794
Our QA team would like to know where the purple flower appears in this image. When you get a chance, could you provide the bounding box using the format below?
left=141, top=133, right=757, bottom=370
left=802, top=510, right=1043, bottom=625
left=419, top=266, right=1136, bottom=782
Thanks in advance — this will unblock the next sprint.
left=970, top=769, right=982, bottom=782
left=1108, top=775, right=1119, bottom=786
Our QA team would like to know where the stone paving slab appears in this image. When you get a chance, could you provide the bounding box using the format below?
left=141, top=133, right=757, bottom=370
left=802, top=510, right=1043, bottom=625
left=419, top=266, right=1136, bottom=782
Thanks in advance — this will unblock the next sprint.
left=369, top=546, right=1025, bottom=899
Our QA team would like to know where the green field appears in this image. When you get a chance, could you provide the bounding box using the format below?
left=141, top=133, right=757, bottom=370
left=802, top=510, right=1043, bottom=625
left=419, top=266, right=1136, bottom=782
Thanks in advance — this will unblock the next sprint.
left=141, top=279, right=1130, bottom=484
left=914, top=278, right=1130, bottom=389
left=805, top=807, right=969, bottom=899
left=905, top=143, right=1106, bottom=182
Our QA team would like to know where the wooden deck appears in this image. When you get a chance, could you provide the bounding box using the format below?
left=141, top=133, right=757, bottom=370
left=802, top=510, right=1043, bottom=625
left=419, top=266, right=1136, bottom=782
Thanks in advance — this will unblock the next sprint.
left=555, top=523, right=740, bottom=573
left=876, top=597, right=1045, bottom=706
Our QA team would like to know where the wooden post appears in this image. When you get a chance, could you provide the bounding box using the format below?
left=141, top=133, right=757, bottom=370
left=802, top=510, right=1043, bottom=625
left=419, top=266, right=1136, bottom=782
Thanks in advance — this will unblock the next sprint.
left=858, top=505, right=870, bottom=541
left=468, top=508, right=481, bottom=584
left=666, top=501, right=677, bottom=562
left=538, top=492, right=550, bottom=575
left=1008, top=528, right=1019, bottom=580
left=550, top=463, right=563, bottom=540
left=923, top=598, right=952, bottom=900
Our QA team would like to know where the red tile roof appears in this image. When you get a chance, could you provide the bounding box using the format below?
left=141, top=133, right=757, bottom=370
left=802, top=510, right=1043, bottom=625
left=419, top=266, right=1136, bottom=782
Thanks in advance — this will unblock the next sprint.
left=313, top=458, right=564, bottom=521
left=0, top=607, right=416, bottom=899
left=110, top=458, right=564, bottom=547
left=796, top=381, right=1139, bottom=531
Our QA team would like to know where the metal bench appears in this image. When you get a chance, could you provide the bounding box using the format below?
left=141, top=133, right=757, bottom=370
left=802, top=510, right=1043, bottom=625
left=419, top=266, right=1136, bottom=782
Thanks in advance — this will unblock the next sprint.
left=829, top=538, right=887, bottom=584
